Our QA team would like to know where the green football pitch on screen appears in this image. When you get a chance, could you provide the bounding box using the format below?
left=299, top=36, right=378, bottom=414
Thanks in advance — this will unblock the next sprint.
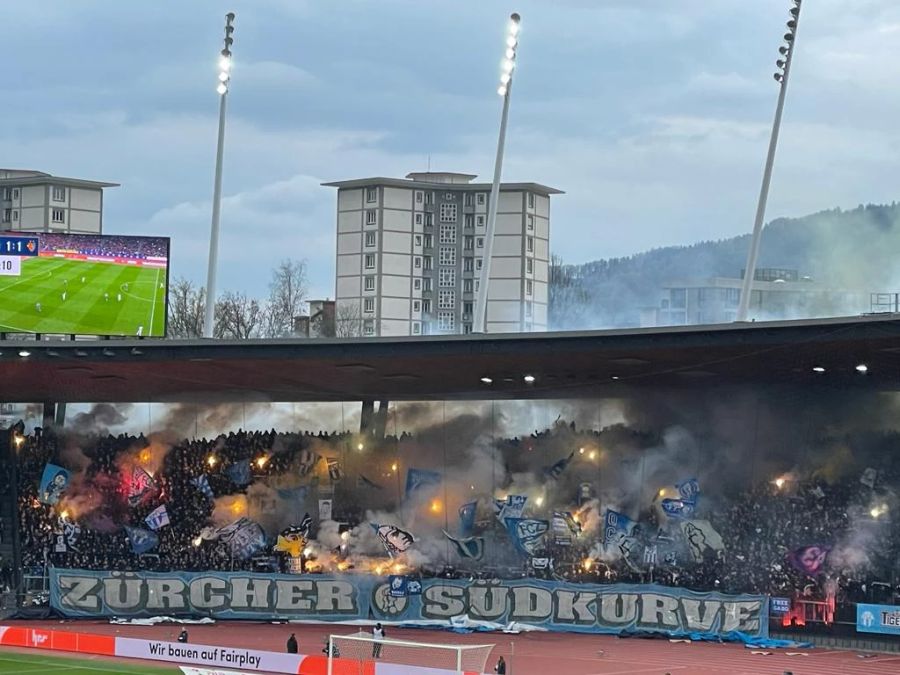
left=0, top=257, right=167, bottom=336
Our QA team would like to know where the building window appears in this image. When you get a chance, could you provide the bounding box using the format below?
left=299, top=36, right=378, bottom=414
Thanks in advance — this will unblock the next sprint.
left=52, top=209, right=65, bottom=223
left=439, top=247, right=456, bottom=266
left=440, top=203, right=458, bottom=223
left=438, top=311, right=455, bottom=332
left=414, top=234, right=422, bottom=246
left=414, top=256, right=422, bottom=269
left=415, top=191, right=423, bottom=204
left=463, top=301, right=473, bottom=316
left=464, top=214, right=474, bottom=229
left=364, top=298, right=375, bottom=313
left=527, top=236, right=534, bottom=252
left=12, top=210, right=18, bottom=221
left=439, top=224, right=457, bottom=244
left=476, top=237, right=484, bottom=248
left=1, top=209, right=9, bottom=223
left=413, top=300, right=421, bottom=312
left=525, top=301, right=533, bottom=317
left=366, top=187, right=377, bottom=203
left=463, top=323, right=472, bottom=334
left=423, top=278, right=432, bottom=292
left=526, top=258, right=534, bottom=275
left=526, top=280, right=533, bottom=296
left=415, top=213, right=423, bottom=225
left=463, top=279, right=473, bottom=293
left=444, top=192, right=454, bottom=200
left=424, top=256, right=433, bottom=271
left=463, top=236, right=474, bottom=250
left=527, top=192, right=535, bottom=208
left=365, top=232, right=376, bottom=247
left=439, top=289, right=456, bottom=309
left=475, top=279, right=480, bottom=292
left=439, top=268, right=456, bottom=287
left=671, top=288, right=687, bottom=309
left=1, top=188, right=9, bottom=200
left=364, top=320, right=375, bottom=336
left=52, top=186, right=66, bottom=202
left=413, top=322, right=421, bottom=335
left=424, top=212, right=434, bottom=227
left=464, top=193, right=473, bottom=206
left=414, top=279, right=421, bottom=290
left=424, top=234, right=433, bottom=248
left=425, top=192, right=433, bottom=205
left=477, top=193, right=486, bottom=205
left=365, top=254, right=375, bottom=269
left=366, top=210, right=377, bottom=226
left=476, top=258, right=483, bottom=270
left=476, top=215, right=485, bottom=227
left=365, top=276, right=375, bottom=291
left=527, top=214, right=534, bottom=230
left=12, top=189, right=18, bottom=199
left=423, top=299, right=432, bottom=313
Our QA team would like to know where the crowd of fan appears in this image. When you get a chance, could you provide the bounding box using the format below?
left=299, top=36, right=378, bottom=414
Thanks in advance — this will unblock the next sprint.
left=9, top=424, right=900, bottom=611
left=39, top=233, right=167, bottom=259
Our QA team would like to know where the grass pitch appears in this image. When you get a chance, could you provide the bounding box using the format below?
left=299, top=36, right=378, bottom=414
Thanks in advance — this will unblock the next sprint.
left=0, top=257, right=167, bottom=336
left=0, top=650, right=178, bottom=673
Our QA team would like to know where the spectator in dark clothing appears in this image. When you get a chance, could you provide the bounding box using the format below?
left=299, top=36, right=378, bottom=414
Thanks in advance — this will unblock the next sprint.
left=495, top=656, right=507, bottom=674
left=178, top=628, right=188, bottom=643
left=286, top=633, right=298, bottom=654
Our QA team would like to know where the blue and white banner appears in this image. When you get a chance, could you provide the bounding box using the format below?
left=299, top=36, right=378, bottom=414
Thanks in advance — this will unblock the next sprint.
left=144, top=505, right=170, bottom=531
left=857, top=603, right=900, bottom=635
left=661, top=498, right=696, bottom=519
left=217, top=518, right=266, bottom=559
left=50, top=569, right=769, bottom=642
left=543, top=452, right=574, bottom=480
left=497, top=495, right=527, bottom=524
left=39, top=463, right=70, bottom=505
left=124, top=526, right=159, bottom=555
left=226, top=459, right=251, bottom=486
left=505, top=517, right=550, bottom=556
left=191, top=474, right=214, bottom=499
left=458, top=501, right=477, bottom=536
left=677, top=478, right=700, bottom=502
left=404, top=469, right=442, bottom=500
left=442, top=530, right=484, bottom=560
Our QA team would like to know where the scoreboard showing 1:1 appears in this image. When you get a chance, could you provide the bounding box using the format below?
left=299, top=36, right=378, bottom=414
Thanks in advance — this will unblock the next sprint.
left=0, top=235, right=39, bottom=277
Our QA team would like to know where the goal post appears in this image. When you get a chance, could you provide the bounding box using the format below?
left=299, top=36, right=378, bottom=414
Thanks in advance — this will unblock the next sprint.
left=327, top=632, right=495, bottom=675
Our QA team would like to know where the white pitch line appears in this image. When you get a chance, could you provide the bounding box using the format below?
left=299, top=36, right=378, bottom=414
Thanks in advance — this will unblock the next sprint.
left=149, top=266, right=160, bottom=334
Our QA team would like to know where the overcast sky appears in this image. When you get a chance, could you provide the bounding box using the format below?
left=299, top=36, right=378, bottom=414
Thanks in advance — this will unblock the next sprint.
left=4, top=0, right=900, bottom=299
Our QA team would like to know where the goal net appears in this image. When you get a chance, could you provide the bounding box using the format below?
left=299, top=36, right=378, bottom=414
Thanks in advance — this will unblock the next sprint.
left=327, top=632, right=494, bottom=675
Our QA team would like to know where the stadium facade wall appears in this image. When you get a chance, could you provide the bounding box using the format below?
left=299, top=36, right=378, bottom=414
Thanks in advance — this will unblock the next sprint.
left=50, top=568, right=768, bottom=640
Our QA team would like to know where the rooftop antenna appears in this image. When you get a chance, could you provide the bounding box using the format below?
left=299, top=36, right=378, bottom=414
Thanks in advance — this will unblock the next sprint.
left=736, top=0, right=803, bottom=322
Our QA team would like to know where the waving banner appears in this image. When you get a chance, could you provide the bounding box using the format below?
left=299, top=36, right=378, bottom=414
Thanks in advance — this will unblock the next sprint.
left=39, top=464, right=70, bottom=505
left=50, top=569, right=769, bottom=643
left=505, top=518, right=549, bottom=556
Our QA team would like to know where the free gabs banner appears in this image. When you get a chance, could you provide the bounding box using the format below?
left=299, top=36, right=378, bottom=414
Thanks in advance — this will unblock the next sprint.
left=39, top=463, right=70, bottom=505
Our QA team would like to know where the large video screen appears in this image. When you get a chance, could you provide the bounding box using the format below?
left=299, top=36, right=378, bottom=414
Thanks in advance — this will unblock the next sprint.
left=0, top=232, right=169, bottom=337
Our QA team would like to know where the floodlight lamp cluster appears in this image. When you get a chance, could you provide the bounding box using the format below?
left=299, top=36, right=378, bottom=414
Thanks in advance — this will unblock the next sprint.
left=497, top=13, right=521, bottom=97
left=217, top=12, right=236, bottom=95
left=774, top=0, right=801, bottom=84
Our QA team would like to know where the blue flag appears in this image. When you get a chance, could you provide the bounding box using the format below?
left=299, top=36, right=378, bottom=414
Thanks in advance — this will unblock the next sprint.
left=39, top=463, right=70, bottom=505
left=661, top=498, right=696, bottom=519
left=144, top=505, right=170, bottom=530
left=504, top=518, right=550, bottom=556
left=677, top=478, right=700, bottom=502
left=603, top=509, right=636, bottom=550
left=125, top=526, right=159, bottom=555
left=388, top=575, right=408, bottom=597
left=443, top=530, right=485, bottom=560
left=543, top=452, right=575, bottom=480
left=458, top=501, right=477, bottom=536
left=405, top=468, right=442, bottom=500
left=217, top=517, right=267, bottom=559
left=226, top=459, right=251, bottom=486
left=191, top=474, right=214, bottom=499
left=357, top=474, right=384, bottom=490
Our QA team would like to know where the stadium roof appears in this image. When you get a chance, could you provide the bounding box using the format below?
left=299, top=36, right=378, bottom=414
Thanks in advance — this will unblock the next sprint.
left=1, top=315, right=900, bottom=403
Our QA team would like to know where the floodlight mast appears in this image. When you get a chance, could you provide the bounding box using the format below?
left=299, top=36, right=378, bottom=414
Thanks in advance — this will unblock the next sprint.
left=474, top=13, right=521, bottom=334
left=737, top=0, right=802, bottom=322
left=204, top=12, right=236, bottom=338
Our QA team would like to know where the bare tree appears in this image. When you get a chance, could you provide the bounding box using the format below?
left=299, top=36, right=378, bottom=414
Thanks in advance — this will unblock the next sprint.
left=217, top=291, right=263, bottom=339
left=167, top=277, right=206, bottom=337
left=335, top=300, right=364, bottom=337
left=263, top=259, right=308, bottom=337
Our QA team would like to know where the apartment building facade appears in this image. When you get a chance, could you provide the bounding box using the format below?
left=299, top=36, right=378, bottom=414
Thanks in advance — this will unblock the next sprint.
left=0, top=169, right=118, bottom=234
left=324, top=171, right=561, bottom=336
